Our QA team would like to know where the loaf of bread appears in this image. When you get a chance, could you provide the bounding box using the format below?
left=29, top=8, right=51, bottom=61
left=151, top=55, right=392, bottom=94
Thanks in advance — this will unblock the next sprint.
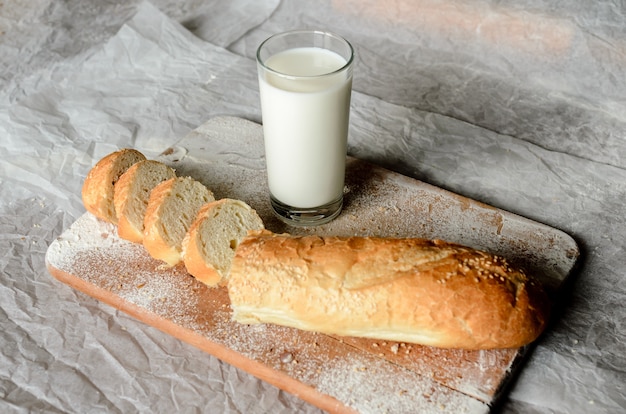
left=228, top=231, right=551, bottom=350
left=143, top=177, right=215, bottom=266
left=82, top=149, right=146, bottom=223
left=114, top=160, right=176, bottom=243
left=182, top=199, right=264, bottom=286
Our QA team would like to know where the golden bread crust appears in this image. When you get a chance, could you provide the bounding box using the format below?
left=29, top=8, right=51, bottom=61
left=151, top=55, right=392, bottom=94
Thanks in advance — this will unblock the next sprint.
left=81, top=149, right=146, bottom=223
left=228, top=231, right=551, bottom=350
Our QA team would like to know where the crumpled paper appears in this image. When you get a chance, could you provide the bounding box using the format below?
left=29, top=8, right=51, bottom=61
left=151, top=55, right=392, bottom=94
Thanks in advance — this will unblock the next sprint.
left=1, top=2, right=318, bottom=413
left=1, top=0, right=625, bottom=413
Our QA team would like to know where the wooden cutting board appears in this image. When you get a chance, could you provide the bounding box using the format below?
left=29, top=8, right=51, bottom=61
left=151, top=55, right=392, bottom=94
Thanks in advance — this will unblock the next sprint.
left=46, top=116, right=579, bottom=413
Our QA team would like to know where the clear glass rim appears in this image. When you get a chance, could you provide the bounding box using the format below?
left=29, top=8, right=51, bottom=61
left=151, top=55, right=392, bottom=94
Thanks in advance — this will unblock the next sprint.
left=256, top=30, right=354, bottom=80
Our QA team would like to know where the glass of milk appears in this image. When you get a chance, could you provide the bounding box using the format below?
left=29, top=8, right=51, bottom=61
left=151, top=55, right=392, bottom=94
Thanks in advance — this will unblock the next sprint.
left=257, top=30, right=354, bottom=226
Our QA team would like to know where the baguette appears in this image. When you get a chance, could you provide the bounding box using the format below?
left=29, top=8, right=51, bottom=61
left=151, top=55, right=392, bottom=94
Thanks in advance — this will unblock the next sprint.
left=228, top=231, right=551, bottom=350
left=114, top=160, right=176, bottom=243
left=182, top=199, right=264, bottom=286
left=143, top=177, right=214, bottom=266
left=81, top=148, right=146, bottom=223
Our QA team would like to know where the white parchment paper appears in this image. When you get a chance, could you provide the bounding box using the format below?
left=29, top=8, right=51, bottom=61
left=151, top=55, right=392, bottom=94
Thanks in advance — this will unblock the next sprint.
left=1, top=1, right=625, bottom=413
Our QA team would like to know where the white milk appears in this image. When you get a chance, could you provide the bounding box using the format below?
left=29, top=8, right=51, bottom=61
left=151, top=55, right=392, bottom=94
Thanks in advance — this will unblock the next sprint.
left=259, top=47, right=352, bottom=208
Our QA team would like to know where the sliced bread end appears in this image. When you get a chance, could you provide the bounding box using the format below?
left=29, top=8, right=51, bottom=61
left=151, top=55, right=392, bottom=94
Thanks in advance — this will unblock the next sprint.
left=183, top=198, right=264, bottom=286
left=143, top=176, right=215, bottom=266
left=114, top=160, right=176, bottom=243
left=82, top=148, right=146, bottom=223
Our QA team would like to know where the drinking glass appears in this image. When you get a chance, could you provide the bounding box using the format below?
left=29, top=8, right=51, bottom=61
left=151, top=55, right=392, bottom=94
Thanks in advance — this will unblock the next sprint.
left=257, top=30, right=354, bottom=226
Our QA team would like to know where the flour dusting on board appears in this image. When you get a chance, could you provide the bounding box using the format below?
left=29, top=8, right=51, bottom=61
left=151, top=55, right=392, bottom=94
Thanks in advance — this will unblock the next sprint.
left=46, top=214, right=204, bottom=329
left=46, top=212, right=490, bottom=413
left=315, top=352, right=486, bottom=414
left=46, top=213, right=123, bottom=269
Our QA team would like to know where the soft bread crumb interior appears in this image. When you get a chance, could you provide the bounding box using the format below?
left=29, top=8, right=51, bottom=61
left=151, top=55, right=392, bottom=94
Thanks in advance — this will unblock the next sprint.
left=126, top=162, right=174, bottom=231
left=199, top=201, right=263, bottom=278
left=160, top=178, right=214, bottom=246
left=107, top=155, right=143, bottom=219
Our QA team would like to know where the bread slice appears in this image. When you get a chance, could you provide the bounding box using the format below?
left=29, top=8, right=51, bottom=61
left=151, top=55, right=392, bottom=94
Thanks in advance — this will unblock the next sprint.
left=143, top=177, right=215, bottom=266
left=113, top=160, right=176, bottom=243
left=182, top=199, right=264, bottom=286
left=82, top=149, right=146, bottom=223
